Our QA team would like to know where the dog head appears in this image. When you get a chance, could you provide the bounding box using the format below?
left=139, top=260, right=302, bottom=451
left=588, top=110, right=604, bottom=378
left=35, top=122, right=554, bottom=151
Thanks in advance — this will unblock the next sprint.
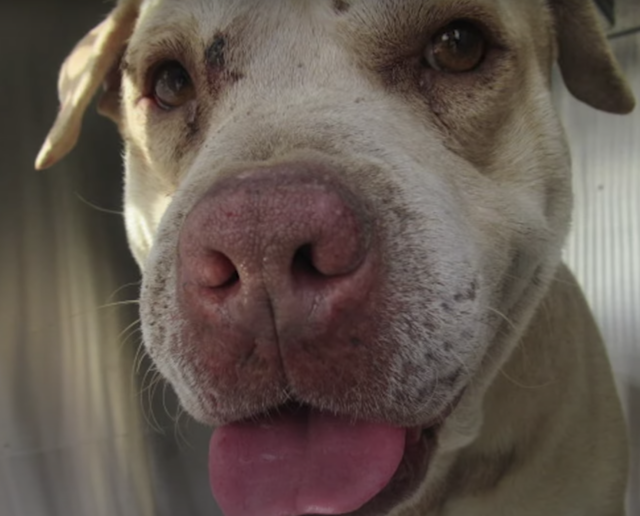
left=37, top=1, right=634, bottom=515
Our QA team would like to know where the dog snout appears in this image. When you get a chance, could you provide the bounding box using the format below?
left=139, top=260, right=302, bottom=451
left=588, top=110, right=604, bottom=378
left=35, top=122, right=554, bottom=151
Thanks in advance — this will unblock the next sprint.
left=176, top=163, right=387, bottom=414
left=179, top=165, right=370, bottom=292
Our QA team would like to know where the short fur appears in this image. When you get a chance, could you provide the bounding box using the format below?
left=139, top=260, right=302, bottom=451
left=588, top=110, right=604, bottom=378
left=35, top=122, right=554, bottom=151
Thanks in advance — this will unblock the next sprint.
left=37, top=1, right=635, bottom=515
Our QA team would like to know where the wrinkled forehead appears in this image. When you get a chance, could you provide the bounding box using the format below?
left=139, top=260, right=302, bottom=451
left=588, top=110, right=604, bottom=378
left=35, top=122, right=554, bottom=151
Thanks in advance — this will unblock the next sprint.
left=126, top=0, right=555, bottom=74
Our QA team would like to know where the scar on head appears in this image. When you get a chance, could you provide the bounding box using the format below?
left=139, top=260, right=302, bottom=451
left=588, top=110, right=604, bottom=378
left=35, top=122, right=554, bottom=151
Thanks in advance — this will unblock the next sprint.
left=333, top=0, right=350, bottom=13
left=207, top=34, right=227, bottom=68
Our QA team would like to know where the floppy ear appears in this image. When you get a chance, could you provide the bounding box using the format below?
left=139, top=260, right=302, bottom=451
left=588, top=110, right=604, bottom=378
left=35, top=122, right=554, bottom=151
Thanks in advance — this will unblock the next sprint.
left=35, top=0, right=141, bottom=170
left=550, top=0, right=635, bottom=114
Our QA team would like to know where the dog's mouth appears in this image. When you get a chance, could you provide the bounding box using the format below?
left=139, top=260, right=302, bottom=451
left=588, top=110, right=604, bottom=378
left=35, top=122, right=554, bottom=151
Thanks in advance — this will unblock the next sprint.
left=208, top=403, right=444, bottom=516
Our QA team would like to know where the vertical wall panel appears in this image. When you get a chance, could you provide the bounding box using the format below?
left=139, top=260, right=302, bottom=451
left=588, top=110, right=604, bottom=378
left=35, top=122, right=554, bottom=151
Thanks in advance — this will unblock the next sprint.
left=558, top=27, right=640, bottom=516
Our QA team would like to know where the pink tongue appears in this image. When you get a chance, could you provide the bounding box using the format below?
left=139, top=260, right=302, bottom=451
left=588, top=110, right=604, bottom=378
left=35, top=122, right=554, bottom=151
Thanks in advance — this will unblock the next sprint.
left=209, top=408, right=406, bottom=516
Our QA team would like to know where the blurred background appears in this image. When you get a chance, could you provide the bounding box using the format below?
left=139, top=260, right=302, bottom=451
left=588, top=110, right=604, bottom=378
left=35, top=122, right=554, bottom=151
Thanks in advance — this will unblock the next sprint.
left=0, top=1, right=638, bottom=515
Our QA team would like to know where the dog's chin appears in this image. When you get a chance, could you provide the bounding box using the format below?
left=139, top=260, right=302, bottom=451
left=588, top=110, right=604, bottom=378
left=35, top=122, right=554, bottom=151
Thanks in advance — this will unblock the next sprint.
left=207, top=401, right=456, bottom=516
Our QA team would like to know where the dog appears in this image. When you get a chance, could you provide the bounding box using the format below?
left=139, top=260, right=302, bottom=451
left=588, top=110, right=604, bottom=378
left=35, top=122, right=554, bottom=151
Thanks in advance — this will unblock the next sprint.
left=36, top=1, right=635, bottom=515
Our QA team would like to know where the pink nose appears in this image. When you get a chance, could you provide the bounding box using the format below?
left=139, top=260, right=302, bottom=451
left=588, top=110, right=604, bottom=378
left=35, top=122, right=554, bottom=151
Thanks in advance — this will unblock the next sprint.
left=177, top=164, right=377, bottom=384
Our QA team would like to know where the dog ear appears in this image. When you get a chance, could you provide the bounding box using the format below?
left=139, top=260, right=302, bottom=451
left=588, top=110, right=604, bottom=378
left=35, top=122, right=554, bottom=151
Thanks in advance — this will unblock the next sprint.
left=35, top=0, right=141, bottom=170
left=550, top=0, right=635, bottom=114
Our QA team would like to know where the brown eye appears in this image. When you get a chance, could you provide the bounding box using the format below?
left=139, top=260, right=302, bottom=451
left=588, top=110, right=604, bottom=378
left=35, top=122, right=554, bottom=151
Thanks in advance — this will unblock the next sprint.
left=152, top=62, right=195, bottom=110
left=426, top=21, right=487, bottom=73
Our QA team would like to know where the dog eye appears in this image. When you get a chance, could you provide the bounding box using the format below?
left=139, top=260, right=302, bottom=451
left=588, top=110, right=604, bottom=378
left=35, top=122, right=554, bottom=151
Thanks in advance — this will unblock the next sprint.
left=152, top=62, right=195, bottom=110
left=425, top=21, right=487, bottom=73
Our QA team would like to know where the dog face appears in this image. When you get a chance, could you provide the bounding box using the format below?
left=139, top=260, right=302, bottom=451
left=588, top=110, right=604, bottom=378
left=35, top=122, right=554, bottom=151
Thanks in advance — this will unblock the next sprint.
left=37, top=1, right=634, bottom=515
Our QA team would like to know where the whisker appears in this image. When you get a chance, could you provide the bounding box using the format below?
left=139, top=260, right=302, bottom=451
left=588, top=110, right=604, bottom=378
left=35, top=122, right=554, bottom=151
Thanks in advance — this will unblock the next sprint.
left=117, top=318, right=142, bottom=350
left=145, top=373, right=165, bottom=434
left=74, top=191, right=124, bottom=215
left=97, top=299, right=140, bottom=310
left=106, top=280, right=142, bottom=304
left=485, top=306, right=518, bottom=332
left=174, top=407, right=194, bottom=450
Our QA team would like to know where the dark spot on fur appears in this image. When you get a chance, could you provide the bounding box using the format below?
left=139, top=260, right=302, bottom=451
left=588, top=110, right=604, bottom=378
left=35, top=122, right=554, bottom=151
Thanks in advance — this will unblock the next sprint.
left=207, top=34, right=227, bottom=68
left=350, top=337, right=362, bottom=347
left=416, top=381, right=434, bottom=402
left=424, top=350, right=436, bottom=361
left=173, top=104, right=205, bottom=160
left=186, top=116, right=199, bottom=140
left=441, top=367, right=462, bottom=387
left=389, top=205, right=413, bottom=233
left=454, top=281, right=477, bottom=303
left=204, top=33, right=244, bottom=96
left=227, top=70, right=245, bottom=84
left=423, top=318, right=436, bottom=334
left=333, top=0, right=350, bottom=13
left=441, top=302, right=452, bottom=312
left=401, top=362, right=421, bottom=379
left=443, top=341, right=453, bottom=352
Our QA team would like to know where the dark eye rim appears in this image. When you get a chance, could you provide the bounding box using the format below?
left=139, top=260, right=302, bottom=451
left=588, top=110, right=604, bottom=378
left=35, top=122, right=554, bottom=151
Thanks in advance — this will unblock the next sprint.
left=424, top=18, right=492, bottom=74
left=146, top=60, right=195, bottom=111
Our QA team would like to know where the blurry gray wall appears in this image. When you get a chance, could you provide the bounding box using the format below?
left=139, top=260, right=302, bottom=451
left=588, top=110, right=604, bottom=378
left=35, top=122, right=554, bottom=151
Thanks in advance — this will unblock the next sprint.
left=0, top=2, right=638, bottom=516
left=0, top=2, right=216, bottom=516
left=559, top=19, right=640, bottom=515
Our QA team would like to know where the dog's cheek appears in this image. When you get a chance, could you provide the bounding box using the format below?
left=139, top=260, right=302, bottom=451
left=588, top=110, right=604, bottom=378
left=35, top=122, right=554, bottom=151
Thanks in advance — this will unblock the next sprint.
left=122, top=149, right=175, bottom=269
left=448, top=81, right=572, bottom=305
left=448, top=173, right=570, bottom=405
left=369, top=188, right=487, bottom=422
left=388, top=152, right=567, bottom=420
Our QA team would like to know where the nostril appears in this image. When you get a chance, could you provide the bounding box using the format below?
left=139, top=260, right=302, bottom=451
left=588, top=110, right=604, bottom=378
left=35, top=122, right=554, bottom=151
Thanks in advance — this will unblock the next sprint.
left=202, top=251, right=240, bottom=289
left=179, top=168, right=371, bottom=305
left=292, top=237, right=365, bottom=280
left=292, top=244, right=323, bottom=278
left=218, top=269, right=240, bottom=289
